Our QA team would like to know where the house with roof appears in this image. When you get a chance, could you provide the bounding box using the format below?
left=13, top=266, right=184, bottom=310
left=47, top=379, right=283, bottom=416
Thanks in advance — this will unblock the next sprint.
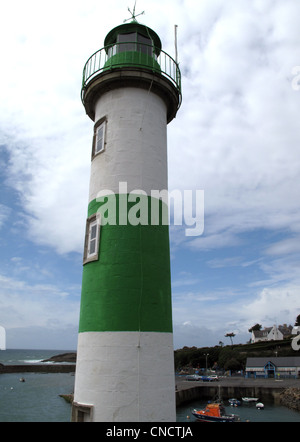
left=245, top=357, right=300, bottom=379
left=292, top=326, right=300, bottom=335
left=250, top=324, right=293, bottom=344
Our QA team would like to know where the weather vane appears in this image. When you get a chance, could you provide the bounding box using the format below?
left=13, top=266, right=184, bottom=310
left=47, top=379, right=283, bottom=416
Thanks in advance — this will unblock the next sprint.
left=123, top=1, right=145, bottom=23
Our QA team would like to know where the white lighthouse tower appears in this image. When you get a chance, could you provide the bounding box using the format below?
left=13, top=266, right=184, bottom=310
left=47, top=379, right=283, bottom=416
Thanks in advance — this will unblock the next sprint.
left=72, top=12, right=181, bottom=422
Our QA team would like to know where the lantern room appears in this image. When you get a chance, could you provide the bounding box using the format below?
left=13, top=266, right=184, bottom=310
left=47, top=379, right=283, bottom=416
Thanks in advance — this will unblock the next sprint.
left=103, top=21, right=161, bottom=71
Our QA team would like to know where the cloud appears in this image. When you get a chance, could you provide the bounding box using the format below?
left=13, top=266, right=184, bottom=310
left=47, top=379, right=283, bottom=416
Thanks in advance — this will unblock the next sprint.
left=207, top=256, right=242, bottom=268
left=0, top=0, right=112, bottom=255
left=0, top=273, right=80, bottom=331
left=172, top=285, right=242, bottom=347
left=7, top=325, right=78, bottom=350
left=1, top=0, right=299, bottom=256
left=3, top=137, right=91, bottom=254
left=264, top=237, right=300, bottom=256
left=0, top=204, right=11, bottom=229
left=187, top=230, right=243, bottom=251
left=1, top=0, right=300, bottom=349
left=173, top=282, right=300, bottom=349
left=168, top=0, right=300, bottom=249
left=239, top=285, right=300, bottom=329
left=173, top=322, right=223, bottom=349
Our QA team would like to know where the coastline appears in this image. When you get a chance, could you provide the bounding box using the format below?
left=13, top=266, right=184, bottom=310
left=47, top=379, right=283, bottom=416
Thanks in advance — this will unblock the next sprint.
left=0, top=364, right=75, bottom=374
left=1, top=359, right=299, bottom=413
left=0, top=352, right=76, bottom=373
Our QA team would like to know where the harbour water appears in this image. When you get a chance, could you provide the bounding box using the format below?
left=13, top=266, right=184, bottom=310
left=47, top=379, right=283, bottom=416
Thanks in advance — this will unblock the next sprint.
left=0, top=349, right=75, bottom=422
left=1, top=350, right=300, bottom=422
left=177, top=398, right=300, bottom=422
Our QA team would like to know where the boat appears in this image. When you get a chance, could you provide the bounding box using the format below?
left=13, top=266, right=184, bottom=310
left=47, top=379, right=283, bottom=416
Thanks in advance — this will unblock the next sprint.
left=242, top=397, right=259, bottom=403
left=228, top=398, right=241, bottom=406
left=192, top=403, right=240, bottom=422
left=256, top=402, right=264, bottom=409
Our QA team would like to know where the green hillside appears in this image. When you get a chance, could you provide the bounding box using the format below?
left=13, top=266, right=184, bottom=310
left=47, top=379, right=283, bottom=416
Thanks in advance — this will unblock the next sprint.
left=174, top=338, right=297, bottom=372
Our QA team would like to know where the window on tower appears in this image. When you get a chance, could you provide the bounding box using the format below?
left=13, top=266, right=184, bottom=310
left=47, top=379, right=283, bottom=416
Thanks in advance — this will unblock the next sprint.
left=137, top=33, right=152, bottom=56
left=92, top=118, right=106, bottom=158
left=114, top=32, right=152, bottom=56
left=72, top=402, right=93, bottom=422
left=118, top=32, right=136, bottom=52
left=95, top=123, right=105, bottom=153
left=83, top=215, right=101, bottom=264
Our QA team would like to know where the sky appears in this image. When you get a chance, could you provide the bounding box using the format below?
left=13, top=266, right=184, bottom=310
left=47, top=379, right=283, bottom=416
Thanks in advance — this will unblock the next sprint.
left=0, top=0, right=300, bottom=350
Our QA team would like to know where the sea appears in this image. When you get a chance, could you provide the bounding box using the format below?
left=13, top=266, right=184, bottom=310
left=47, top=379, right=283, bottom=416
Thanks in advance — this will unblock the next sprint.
left=0, top=349, right=75, bottom=422
left=1, top=349, right=300, bottom=423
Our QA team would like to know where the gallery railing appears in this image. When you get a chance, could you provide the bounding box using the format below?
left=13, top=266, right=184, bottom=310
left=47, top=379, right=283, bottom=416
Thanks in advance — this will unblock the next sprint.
left=81, top=41, right=182, bottom=105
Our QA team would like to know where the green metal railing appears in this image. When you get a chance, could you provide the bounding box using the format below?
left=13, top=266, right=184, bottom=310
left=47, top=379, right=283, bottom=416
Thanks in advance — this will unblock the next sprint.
left=81, top=42, right=181, bottom=103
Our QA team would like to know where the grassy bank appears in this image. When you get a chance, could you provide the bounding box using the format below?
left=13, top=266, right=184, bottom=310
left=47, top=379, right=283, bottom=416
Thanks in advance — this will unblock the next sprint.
left=174, top=338, right=296, bottom=372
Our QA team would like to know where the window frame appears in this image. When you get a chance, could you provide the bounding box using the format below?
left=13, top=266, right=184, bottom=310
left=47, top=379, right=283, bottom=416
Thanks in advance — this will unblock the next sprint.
left=83, top=214, right=101, bottom=264
left=118, top=32, right=137, bottom=52
left=72, top=402, right=93, bottom=422
left=92, top=117, right=107, bottom=159
left=137, top=33, right=152, bottom=56
left=115, top=32, right=153, bottom=56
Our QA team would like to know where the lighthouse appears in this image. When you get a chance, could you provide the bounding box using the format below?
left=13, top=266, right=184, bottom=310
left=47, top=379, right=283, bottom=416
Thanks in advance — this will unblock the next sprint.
left=72, top=13, right=181, bottom=422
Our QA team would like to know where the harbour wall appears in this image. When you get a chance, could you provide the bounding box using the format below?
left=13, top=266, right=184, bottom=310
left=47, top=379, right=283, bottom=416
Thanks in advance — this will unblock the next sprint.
left=0, top=364, right=75, bottom=374
left=176, top=384, right=282, bottom=407
left=175, top=378, right=298, bottom=407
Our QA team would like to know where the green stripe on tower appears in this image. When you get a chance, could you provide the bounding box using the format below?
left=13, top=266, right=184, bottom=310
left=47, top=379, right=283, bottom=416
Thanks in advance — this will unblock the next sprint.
left=78, top=195, right=173, bottom=334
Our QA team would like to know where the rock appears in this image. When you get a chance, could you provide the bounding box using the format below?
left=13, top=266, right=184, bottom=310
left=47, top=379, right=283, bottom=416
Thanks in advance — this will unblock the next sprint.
left=59, top=394, right=74, bottom=404
left=42, top=352, right=77, bottom=363
left=280, top=388, right=300, bottom=412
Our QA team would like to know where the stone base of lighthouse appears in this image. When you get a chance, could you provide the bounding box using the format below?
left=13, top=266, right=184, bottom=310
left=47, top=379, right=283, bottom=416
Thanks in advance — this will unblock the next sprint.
left=72, top=332, right=175, bottom=422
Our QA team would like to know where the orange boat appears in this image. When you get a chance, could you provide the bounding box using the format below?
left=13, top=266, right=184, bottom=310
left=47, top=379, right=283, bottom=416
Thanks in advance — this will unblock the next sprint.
left=192, top=403, right=240, bottom=422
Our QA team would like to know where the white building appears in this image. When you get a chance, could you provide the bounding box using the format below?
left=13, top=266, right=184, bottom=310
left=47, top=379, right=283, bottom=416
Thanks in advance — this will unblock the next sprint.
left=251, top=325, right=283, bottom=343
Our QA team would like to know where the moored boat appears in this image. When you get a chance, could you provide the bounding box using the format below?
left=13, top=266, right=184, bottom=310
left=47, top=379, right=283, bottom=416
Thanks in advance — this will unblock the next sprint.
left=242, top=397, right=259, bottom=403
left=192, top=403, right=240, bottom=422
left=228, top=398, right=241, bottom=406
left=256, top=402, right=264, bottom=409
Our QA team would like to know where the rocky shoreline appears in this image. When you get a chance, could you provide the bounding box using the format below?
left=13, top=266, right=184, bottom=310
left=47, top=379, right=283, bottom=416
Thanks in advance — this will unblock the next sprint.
left=0, top=353, right=76, bottom=374
left=280, top=388, right=300, bottom=412
left=41, top=353, right=76, bottom=363
left=0, top=363, right=75, bottom=374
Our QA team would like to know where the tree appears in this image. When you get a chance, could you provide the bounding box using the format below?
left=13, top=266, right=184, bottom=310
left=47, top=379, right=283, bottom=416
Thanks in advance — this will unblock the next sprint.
left=224, top=357, right=242, bottom=372
left=295, top=315, right=300, bottom=327
left=218, top=347, right=241, bottom=369
left=225, top=332, right=235, bottom=345
left=248, top=324, right=262, bottom=333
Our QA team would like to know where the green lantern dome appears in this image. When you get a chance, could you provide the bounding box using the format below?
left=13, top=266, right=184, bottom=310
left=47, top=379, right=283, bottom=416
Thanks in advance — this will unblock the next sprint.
left=103, top=21, right=161, bottom=71
left=81, top=18, right=181, bottom=123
